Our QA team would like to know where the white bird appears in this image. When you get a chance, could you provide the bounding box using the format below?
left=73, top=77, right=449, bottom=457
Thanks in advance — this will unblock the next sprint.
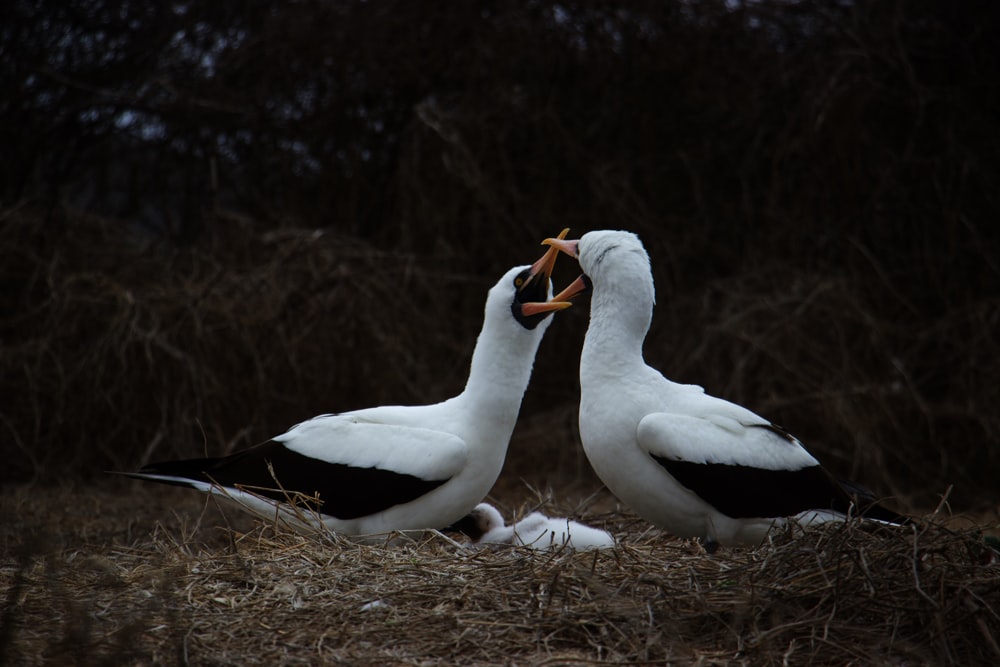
left=451, top=503, right=615, bottom=550
left=543, top=230, right=908, bottom=549
left=119, top=234, right=579, bottom=538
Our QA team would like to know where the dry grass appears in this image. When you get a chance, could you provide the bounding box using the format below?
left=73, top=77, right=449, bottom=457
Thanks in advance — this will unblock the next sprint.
left=2, top=484, right=998, bottom=666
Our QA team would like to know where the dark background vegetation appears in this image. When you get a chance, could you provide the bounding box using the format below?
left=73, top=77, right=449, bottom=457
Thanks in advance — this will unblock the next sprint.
left=2, top=0, right=998, bottom=512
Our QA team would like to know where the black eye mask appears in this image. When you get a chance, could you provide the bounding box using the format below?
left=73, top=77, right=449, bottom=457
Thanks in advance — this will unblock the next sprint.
left=510, top=268, right=551, bottom=330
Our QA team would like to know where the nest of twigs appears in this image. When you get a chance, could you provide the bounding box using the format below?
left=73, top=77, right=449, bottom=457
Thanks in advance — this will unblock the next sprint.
left=2, top=485, right=998, bottom=666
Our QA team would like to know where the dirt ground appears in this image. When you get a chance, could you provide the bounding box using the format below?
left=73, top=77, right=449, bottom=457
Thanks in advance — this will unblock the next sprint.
left=2, top=480, right=999, bottom=666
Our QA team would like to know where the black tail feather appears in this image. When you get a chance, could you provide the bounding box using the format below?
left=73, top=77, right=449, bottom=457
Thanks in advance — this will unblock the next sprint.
left=837, top=478, right=912, bottom=526
left=109, top=469, right=209, bottom=489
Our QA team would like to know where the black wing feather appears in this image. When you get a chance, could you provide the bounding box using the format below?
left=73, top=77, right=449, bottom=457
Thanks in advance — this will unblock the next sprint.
left=135, top=441, right=449, bottom=520
left=652, top=455, right=859, bottom=519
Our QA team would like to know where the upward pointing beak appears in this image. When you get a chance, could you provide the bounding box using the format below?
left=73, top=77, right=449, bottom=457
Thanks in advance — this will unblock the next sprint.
left=539, top=234, right=588, bottom=306
left=518, top=228, right=573, bottom=317
left=523, top=227, right=570, bottom=291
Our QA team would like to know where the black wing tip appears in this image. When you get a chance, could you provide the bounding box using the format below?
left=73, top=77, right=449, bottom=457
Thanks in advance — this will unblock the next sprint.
left=837, top=478, right=912, bottom=526
left=138, top=457, right=219, bottom=480
left=651, top=455, right=914, bottom=525
left=855, top=500, right=913, bottom=526
left=107, top=456, right=219, bottom=488
left=108, top=469, right=206, bottom=489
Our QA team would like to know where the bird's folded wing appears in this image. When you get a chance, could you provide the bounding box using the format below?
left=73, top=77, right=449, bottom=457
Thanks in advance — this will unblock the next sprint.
left=191, top=416, right=472, bottom=520
left=636, top=412, right=845, bottom=519
left=128, top=414, right=470, bottom=521
left=636, top=412, right=819, bottom=470
left=275, top=413, right=469, bottom=481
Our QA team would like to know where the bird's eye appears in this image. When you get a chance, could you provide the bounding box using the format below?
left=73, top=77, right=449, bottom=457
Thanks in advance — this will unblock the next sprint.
left=514, top=277, right=525, bottom=287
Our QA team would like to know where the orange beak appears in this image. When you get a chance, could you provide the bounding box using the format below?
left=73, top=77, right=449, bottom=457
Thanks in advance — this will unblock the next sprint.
left=541, top=236, right=580, bottom=258
left=518, top=228, right=573, bottom=316
left=549, top=274, right=590, bottom=303
left=538, top=234, right=588, bottom=306
left=522, top=227, right=570, bottom=291
left=520, top=299, right=573, bottom=317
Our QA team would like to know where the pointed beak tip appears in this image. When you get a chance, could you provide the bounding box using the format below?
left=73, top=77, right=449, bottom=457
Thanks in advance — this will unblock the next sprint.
left=541, top=237, right=580, bottom=258
left=529, top=233, right=569, bottom=280
left=520, top=300, right=573, bottom=317
left=540, top=227, right=570, bottom=246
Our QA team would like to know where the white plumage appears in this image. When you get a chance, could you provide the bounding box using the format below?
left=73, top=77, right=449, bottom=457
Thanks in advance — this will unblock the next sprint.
left=122, top=239, right=575, bottom=539
left=544, top=230, right=907, bottom=548
left=458, top=503, right=615, bottom=550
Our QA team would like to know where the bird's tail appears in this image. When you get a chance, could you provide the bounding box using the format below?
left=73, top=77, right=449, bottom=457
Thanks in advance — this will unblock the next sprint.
left=109, top=457, right=219, bottom=491
left=837, top=478, right=912, bottom=525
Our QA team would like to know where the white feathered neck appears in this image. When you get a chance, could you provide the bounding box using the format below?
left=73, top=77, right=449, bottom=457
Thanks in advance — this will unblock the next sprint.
left=454, top=265, right=553, bottom=428
left=578, top=231, right=656, bottom=373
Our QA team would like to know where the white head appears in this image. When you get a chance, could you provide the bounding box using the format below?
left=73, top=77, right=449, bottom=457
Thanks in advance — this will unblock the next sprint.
left=542, top=229, right=655, bottom=296
left=482, top=265, right=558, bottom=337
left=542, top=230, right=656, bottom=342
left=575, top=230, right=653, bottom=291
left=477, top=227, right=583, bottom=341
left=461, top=239, right=578, bottom=402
